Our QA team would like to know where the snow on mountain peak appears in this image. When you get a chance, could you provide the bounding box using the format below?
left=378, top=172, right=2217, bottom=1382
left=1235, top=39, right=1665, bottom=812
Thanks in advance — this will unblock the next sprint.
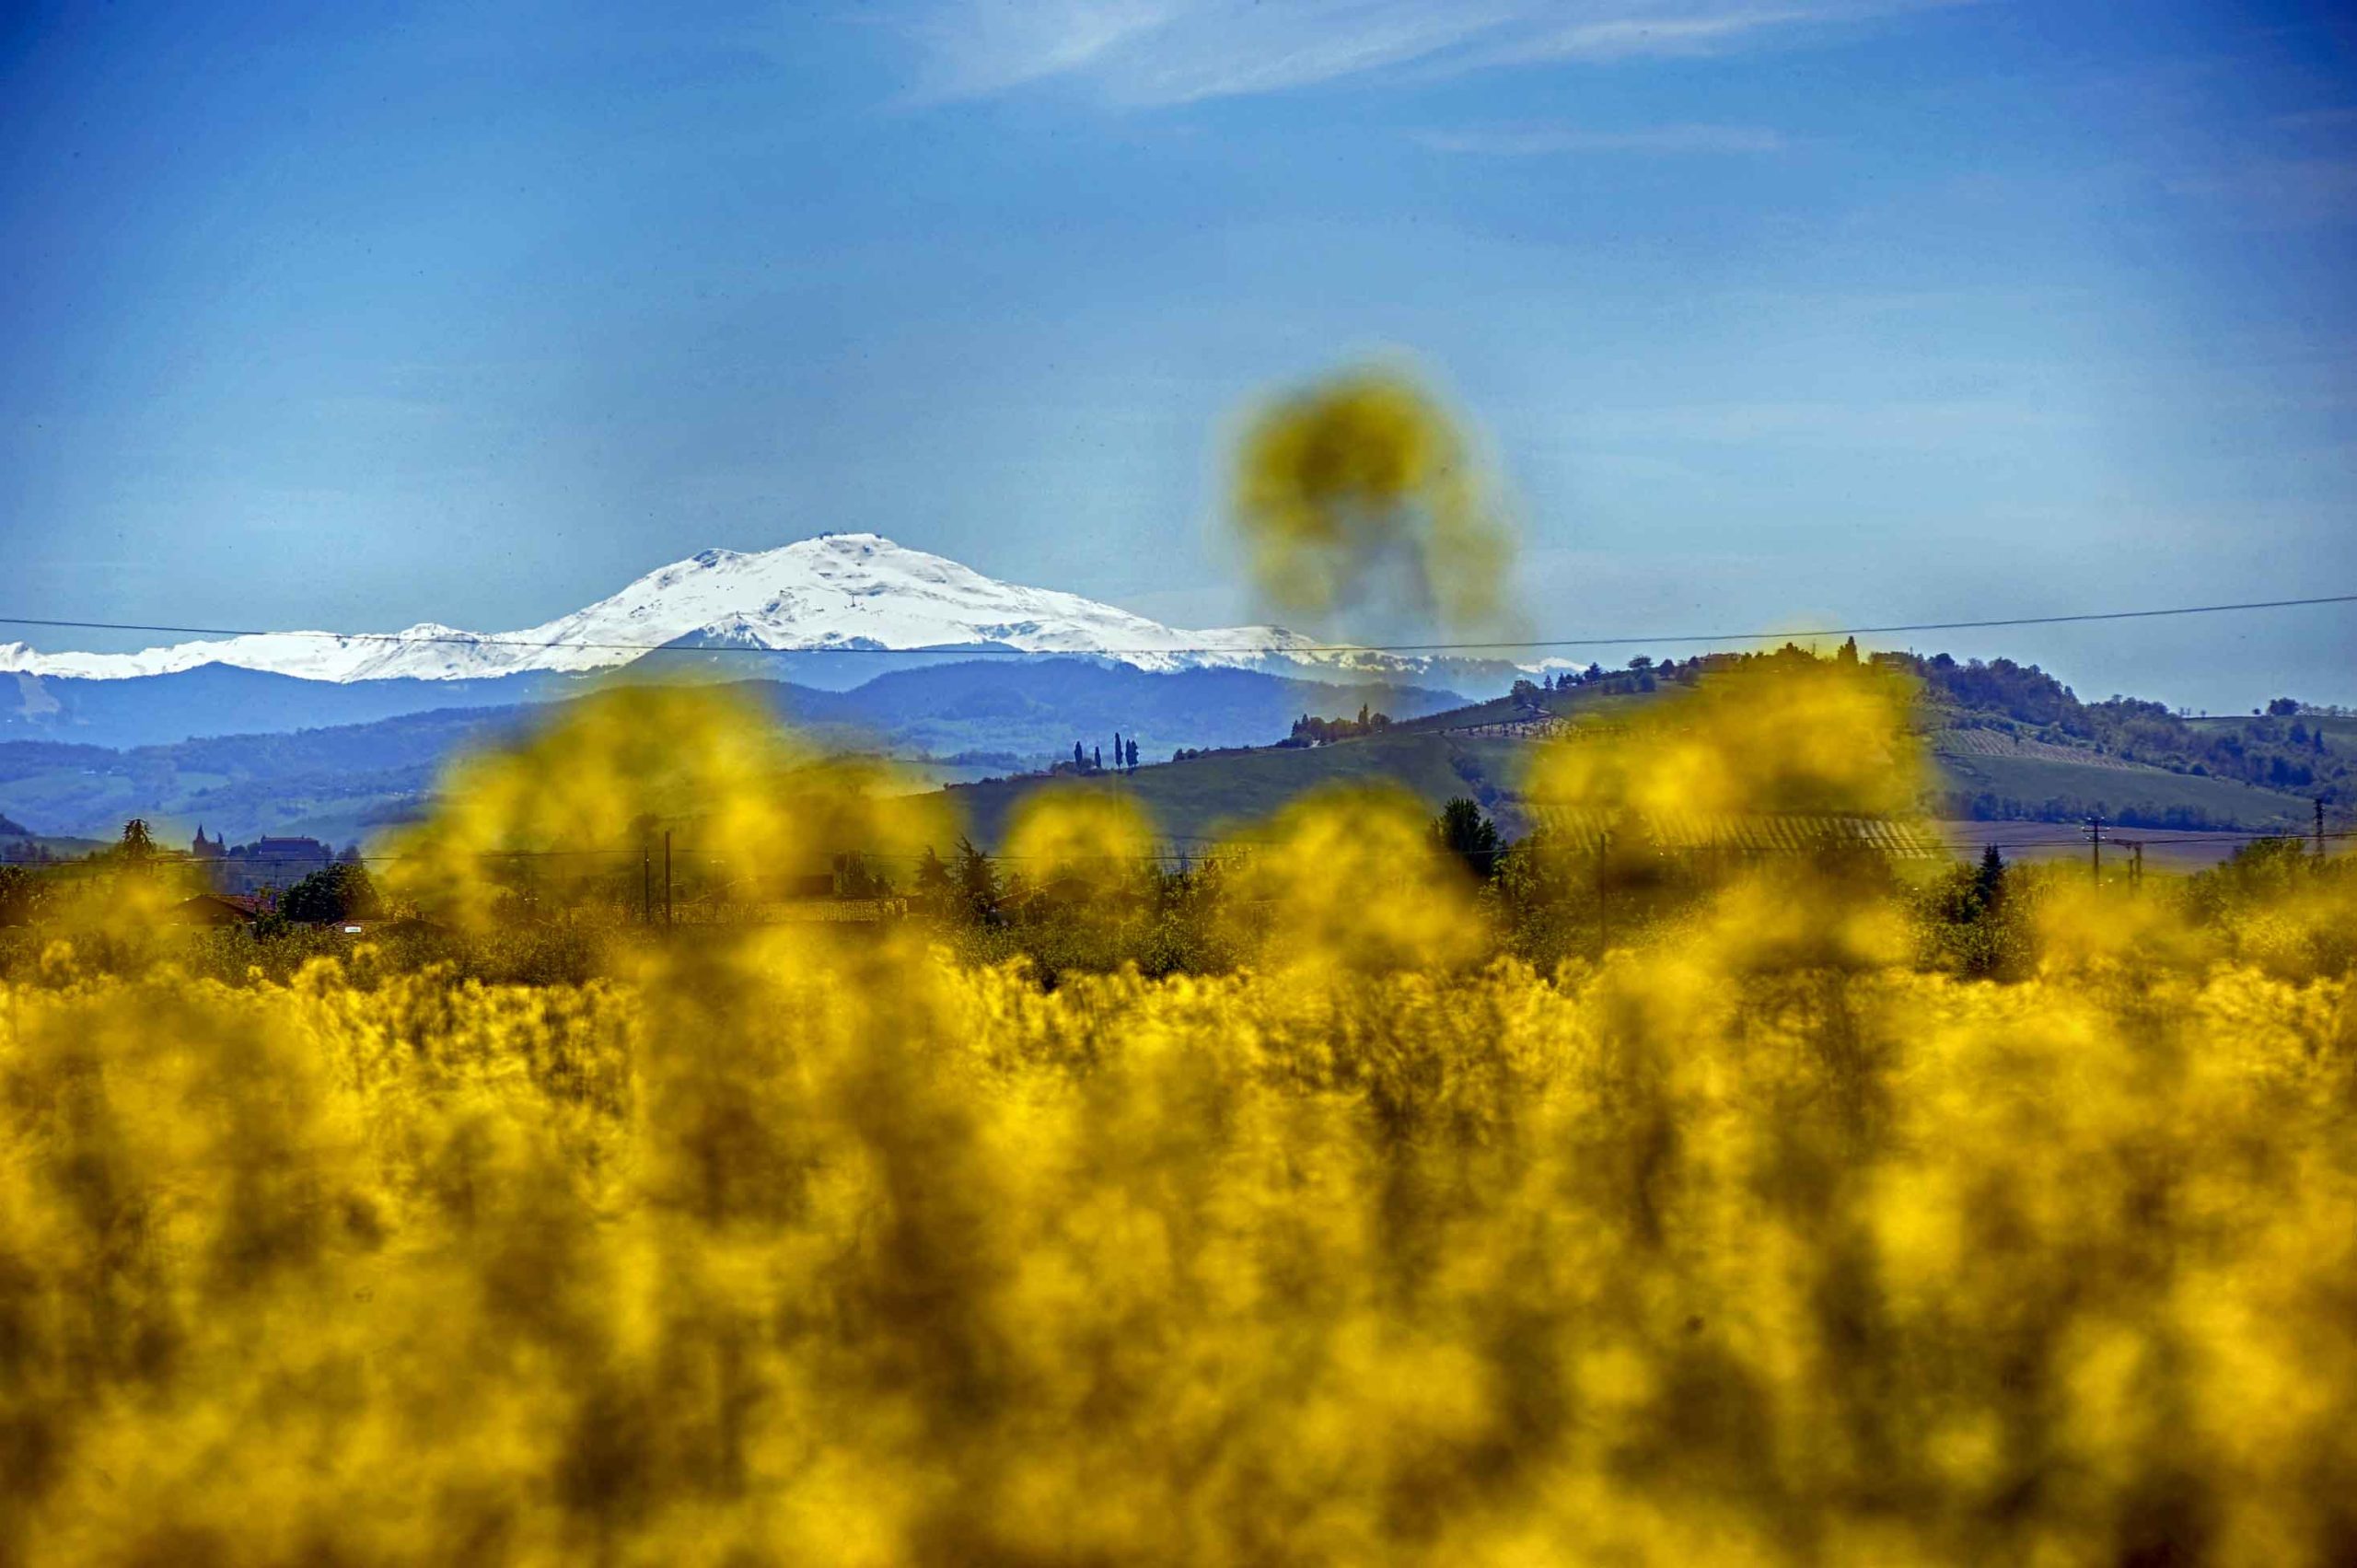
left=0, top=534, right=1330, bottom=684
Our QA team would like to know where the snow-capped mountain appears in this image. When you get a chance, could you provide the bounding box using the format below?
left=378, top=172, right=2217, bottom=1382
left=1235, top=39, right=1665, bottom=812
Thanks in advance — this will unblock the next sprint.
left=0, top=534, right=1334, bottom=684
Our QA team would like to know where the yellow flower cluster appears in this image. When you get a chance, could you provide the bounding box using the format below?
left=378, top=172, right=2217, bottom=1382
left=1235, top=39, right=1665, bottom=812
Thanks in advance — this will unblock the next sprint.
left=1229, top=367, right=1517, bottom=633
left=2, top=673, right=2351, bottom=1565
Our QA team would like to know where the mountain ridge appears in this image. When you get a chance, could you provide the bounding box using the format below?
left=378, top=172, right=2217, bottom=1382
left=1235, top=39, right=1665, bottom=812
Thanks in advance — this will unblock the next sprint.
left=0, top=534, right=1329, bottom=685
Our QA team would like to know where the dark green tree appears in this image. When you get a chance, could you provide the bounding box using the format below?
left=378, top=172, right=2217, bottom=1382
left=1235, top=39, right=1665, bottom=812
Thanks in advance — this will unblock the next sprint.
left=1973, top=843, right=2007, bottom=912
left=1915, top=844, right=2031, bottom=980
left=282, top=862, right=382, bottom=923
left=951, top=835, right=1001, bottom=924
left=914, top=846, right=951, bottom=907
left=116, top=819, right=157, bottom=863
left=0, top=864, right=42, bottom=926
left=1432, top=797, right=1502, bottom=881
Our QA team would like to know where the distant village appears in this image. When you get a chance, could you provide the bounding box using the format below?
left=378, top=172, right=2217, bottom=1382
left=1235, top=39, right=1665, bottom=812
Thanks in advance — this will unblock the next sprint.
left=183, top=825, right=353, bottom=894
left=0, top=822, right=350, bottom=883
left=0, top=821, right=380, bottom=932
left=135, top=826, right=377, bottom=930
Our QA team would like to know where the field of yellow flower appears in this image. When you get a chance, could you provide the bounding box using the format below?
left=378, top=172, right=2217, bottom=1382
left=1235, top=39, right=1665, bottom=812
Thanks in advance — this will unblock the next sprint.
left=3, top=668, right=2351, bottom=1566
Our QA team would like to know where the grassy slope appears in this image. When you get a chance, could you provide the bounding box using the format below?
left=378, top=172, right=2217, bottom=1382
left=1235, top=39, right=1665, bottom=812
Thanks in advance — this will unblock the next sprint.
left=942, top=731, right=1531, bottom=850
left=1932, top=738, right=2314, bottom=829
left=1386, top=681, right=1649, bottom=733
left=941, top=706, right=2320, bottom=852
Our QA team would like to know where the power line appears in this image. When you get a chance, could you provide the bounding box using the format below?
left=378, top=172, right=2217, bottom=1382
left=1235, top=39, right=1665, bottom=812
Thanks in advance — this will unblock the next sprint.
left=2, top=590, right=2353, bottom=661
left=1927, top=830, right=2354, bottom=850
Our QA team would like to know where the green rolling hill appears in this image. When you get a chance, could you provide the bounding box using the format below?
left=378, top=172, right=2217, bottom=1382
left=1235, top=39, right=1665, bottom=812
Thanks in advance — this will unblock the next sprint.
left=937, top=661, right=2333, bottom=852
left=943, top=730, right=1535, bottom=851
left=2, top=646, right=2336, bottom=861
left=1928, top=730, right=2316, bottom=832
left=937, top=723, right=2319, bottom=854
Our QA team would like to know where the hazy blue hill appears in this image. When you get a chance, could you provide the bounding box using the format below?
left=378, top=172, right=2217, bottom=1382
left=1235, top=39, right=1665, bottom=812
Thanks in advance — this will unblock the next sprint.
left=633, top=640, right=1043, bottom=691
left=0, top=807, right=107, bottom=865
left=0, top=664, right=582, bottom=749
left=0, top=651, right=1466, bottom=754
left=781, top=657, right=1463, bottom=760
left=0, top=660, right=1467, bottom=844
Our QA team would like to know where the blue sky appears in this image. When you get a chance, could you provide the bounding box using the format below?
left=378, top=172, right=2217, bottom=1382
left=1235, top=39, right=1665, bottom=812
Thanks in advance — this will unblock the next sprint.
left=3, top=0, right=2352, bottom=709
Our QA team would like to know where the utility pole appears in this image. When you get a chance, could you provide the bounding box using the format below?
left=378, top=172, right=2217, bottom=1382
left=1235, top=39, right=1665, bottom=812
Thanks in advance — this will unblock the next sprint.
left=2084, top=812, right=2104, bottom=885
left=1596, top=828, right=1612, bottom=956
left=664, top=830, right=673, bottom=927
left=642, top=846, right=653, bottom=924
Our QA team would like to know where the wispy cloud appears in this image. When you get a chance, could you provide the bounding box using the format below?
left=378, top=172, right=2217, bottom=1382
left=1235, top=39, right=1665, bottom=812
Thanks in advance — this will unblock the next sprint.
left=898, top=0, right=1178, bottom=102
left=2171, top=157, right=2357, bottom=229
left=1446, top=6, right=1832, bottom=70
left=1414, top=122, right=1788, bottom=156
left=898, top=0, right=1962, bottom=107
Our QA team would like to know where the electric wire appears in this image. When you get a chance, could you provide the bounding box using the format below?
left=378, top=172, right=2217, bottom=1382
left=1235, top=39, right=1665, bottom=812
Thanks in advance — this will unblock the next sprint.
left=2, top=589, right=2353, bottom=661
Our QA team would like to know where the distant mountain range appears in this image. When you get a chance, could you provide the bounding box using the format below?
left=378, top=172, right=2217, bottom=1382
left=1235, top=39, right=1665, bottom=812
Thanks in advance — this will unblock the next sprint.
left=0, top=533, right=1545, bottom=749
left=0, top=659, right=1467, bottom=847
left=1, top=532, right=1422, bottom=685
